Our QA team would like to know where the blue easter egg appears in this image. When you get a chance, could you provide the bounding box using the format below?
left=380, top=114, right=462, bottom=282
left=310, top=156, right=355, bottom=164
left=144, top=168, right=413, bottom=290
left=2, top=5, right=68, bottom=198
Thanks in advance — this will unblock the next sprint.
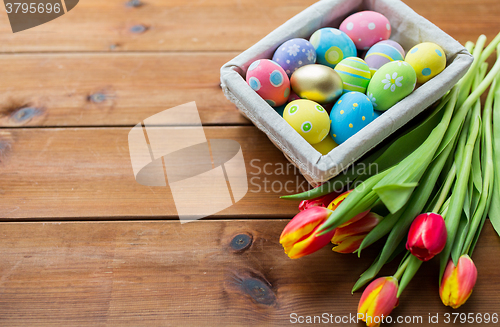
left=330, top=92, right=375, bottom=144
left=309, top=28, right=357, bottom=69
left=273, top=38, right=317, bottom=77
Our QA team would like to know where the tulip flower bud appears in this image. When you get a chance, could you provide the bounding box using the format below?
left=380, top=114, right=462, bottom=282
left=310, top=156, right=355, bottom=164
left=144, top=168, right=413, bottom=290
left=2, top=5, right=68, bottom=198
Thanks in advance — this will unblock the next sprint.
left=280, top=206, right=335, bottom=259
left=440, top=254, right=478, bottom=309
left=406, top=212, right=447, bottom=261
left=299, top=191, right=339, bottom=211
left=331, top=212, right=382, bottom=253
left=327, top=190, right=370, bottom=224
left=358, top=276, right=399, bottom=327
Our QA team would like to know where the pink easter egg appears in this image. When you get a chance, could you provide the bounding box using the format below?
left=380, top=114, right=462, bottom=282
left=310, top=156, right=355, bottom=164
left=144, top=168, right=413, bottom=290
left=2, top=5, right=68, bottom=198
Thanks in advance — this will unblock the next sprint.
left=246, top=59, right=290, bottom=107
left=339, top=11, right=391, bottom=50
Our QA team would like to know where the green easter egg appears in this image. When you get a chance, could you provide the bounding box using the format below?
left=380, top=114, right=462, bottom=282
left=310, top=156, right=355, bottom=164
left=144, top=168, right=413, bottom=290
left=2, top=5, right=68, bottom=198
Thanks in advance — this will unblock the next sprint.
left=366, top=61, right=416, bottom=111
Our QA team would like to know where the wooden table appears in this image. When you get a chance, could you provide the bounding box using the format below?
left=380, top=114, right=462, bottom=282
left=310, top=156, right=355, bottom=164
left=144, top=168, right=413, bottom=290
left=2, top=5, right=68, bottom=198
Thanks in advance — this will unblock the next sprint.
left=1, top=0, right=499, bottom=326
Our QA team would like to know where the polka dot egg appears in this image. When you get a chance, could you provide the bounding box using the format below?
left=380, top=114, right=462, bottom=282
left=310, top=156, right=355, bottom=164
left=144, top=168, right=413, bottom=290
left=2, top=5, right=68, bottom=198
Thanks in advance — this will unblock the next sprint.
left=309, top=28, right=356, bottom=68
left=283, top=99, right=330, bottom=144
left=334, top=57, right=371, bottom=94
left=246, top=59, right=290, bottom=107
left=405, top=42, right=446, bottom=84
left=364, top=40, right=405, bottom=75
left=272, top=38, right=317, bottom=77
left=339, top=11, right=391, bottom=50
left=330, top=92, right=375, bottom=144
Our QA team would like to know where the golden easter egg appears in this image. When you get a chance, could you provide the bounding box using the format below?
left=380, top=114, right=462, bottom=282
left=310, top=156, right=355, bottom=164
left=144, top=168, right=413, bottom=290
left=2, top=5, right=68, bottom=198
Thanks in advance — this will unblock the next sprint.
left=290, top=64, right=344, bottom=104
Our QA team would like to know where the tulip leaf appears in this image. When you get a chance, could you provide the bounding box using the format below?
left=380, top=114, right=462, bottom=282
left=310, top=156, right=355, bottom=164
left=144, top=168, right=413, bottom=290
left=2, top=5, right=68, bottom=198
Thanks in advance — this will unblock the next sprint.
left=397, top=255, right=423, bottom=298
left=488, top=75, right=500, bottom=238
left=373, top=183, right=419, bottom=214
left=358, top=209, right=404, bottom=255
left=451, top=211, right=469, bottom=263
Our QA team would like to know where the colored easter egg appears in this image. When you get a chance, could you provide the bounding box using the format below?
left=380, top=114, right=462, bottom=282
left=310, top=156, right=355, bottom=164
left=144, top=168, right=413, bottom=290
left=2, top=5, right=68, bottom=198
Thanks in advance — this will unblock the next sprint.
left=283, top=99, right=330, bottom=144
left=366, top=61, right=416, bottom=111
left=330, top=92, right=375, bottom=144
left=309, top=28, right=356, bottom=68
left=339, top=11, right=391, bottom=50
left=405, top=42, right=447, bottom=83
left=290, top=64, right=343, bottom=104
left=364, top=40, right=405, bottom=75
left=312, top=135, right=338, bottom=155
left=334, top=57, right=371, bottom=93
left=272, top=38, right=317, bottom=77
left=246, top=59, right=290, bottom=107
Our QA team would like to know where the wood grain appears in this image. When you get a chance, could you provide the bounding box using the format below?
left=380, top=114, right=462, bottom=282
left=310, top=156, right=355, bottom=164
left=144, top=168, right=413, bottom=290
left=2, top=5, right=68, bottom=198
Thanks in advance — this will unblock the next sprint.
left=0, top=219, right=499, bottom=326
left=0, top=0, right=318, bottom=52
left=0, top=126, right=311, bottom=220
left=0, top=52, right=248, bottom=127
left=0, top=0, right=498, bottom=53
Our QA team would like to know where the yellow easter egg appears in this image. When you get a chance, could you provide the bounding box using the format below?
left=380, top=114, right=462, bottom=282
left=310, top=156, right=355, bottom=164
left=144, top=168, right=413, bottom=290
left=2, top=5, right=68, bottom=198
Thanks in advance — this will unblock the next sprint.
left=283, top=99, right=331, bottom=144
left=405, top=42, right=446, bottom=84
left=312, top=134, right=338, bottom=155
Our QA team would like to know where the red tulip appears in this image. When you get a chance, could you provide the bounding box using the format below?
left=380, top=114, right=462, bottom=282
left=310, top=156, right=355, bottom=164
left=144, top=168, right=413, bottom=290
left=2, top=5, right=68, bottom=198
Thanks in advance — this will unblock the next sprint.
left=299, top=191, right=339, bottom=211
left=358, top=276, right=399, bottom=327
left=440, top=254, right=478, bottom=309
left=331, top=212, right=383, bottom=253
left=406, top=212, right=447, bottom=261
left=280, top=206, right=335, bottom=259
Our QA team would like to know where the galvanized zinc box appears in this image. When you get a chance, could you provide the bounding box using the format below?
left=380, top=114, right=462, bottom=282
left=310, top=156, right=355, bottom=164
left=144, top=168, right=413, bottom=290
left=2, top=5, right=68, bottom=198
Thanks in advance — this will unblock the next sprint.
left=220, top=0, right=472, bottom=186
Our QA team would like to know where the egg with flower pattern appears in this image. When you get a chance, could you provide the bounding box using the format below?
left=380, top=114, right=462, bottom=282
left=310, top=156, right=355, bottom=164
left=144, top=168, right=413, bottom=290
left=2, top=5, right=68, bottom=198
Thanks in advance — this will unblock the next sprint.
left=366, top=61, right=416, bottom=111
left=330, top=92, right=375, bottom=144
left=272, top=38, right=317, bottom=77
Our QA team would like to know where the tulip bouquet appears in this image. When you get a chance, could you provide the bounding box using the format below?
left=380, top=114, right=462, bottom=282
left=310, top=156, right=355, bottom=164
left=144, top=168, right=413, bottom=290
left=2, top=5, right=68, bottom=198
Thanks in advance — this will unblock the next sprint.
left=280, top=32, right=500, bottom=326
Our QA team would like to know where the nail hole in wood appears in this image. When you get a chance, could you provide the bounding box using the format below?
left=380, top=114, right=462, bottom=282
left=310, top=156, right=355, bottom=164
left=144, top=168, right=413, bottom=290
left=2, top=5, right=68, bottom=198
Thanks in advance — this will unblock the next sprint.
left=88, top=93, right=107, bottom=103
left=230, top=233, right=252, bottom=252
left=126, top=0, right=143, bottom=7
left=130, top=24, right=148, bottom=34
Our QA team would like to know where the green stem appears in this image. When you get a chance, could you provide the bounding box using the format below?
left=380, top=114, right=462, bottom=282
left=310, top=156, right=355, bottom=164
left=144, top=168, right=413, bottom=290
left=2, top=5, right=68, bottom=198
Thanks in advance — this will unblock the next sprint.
left=393, top=255, right=410, bottom=281
left=432, top=164, right=456, bottom=213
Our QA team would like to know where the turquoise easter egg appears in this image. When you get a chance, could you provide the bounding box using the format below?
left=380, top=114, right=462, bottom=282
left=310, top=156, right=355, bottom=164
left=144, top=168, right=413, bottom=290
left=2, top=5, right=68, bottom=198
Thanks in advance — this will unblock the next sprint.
left=330, top=92, right=375, bottom=144
left=334, top=57, right=371, bottom=93
left=366, top=61, right=416, bottom=111
left=405, top=42, right=446, bottom=83
left=309, top=28, right=357, bottom=68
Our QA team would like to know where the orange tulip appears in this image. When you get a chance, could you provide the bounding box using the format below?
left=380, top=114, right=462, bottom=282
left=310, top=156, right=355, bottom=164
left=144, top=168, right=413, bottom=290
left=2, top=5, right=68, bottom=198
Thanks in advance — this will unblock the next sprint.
left=358, top=277, right=399, bottom=327
left=331, top=212, right=382, bottom=253
left=440, top=254, right=478, bottom=309
left=280, top=206, right=335, bottom=259
left=299, top=191, right=339, bottom=211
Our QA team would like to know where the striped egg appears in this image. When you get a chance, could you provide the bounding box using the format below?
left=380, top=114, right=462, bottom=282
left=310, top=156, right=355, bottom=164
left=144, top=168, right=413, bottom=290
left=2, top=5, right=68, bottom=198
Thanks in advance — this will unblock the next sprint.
left=364, top=40, right=405, bottom=76
left=334, top=57, right=371, bottom=94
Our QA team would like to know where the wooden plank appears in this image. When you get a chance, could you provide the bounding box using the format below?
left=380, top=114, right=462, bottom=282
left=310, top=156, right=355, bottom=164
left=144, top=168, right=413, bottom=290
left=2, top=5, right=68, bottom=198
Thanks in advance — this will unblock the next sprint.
left=0, top=126, right=313, bottom=220
left=0, top=52, right=249, bottom=127
left=0, top=0, right=318, bottom=52
left=0, top=219, right=499, bottom=326
left=0, top=0, right=498, bottom=53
